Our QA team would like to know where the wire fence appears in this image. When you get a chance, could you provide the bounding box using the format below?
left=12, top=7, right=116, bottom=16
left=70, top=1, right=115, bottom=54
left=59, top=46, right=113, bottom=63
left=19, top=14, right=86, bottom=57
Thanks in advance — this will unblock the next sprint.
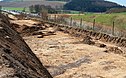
left=47, top=14, right=126, bottom=38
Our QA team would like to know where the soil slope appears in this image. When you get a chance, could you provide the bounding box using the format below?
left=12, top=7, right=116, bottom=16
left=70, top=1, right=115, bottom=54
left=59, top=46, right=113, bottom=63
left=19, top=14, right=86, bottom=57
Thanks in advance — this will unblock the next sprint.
left=0, top=14, right=52, bottom=78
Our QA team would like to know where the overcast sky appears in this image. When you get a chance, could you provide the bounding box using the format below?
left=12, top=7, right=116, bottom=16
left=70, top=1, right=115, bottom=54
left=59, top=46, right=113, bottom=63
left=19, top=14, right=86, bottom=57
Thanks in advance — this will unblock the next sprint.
left=0, top=0, right=126, bottom=6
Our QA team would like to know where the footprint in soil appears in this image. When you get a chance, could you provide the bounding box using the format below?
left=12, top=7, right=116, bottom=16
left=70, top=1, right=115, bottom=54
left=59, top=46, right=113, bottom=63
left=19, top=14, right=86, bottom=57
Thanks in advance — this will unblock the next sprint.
left=99, top=61, right=114, bottom=65
left=103, top=65, right=117, bottom=71
left=68, top=73, right=105, bottom=78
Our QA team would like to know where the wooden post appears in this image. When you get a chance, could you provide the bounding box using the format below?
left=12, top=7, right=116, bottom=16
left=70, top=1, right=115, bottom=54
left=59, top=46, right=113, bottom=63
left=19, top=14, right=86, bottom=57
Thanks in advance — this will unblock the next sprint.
left=70, top=17, right=72, bottom=26
left=54, top=15, right=56, bottom=22
left=112, top=21, right=115, bottom=35
left=46, top=16, right=48, bottom=21
left=93, top=19, right=95, bottom=31
left=80, top=18, right=82, bottom=27
left=0, top=6, right=2, bottom=13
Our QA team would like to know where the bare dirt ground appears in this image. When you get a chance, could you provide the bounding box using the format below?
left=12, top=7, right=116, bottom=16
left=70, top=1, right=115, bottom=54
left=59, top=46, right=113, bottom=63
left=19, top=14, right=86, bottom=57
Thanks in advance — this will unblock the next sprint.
left=11, top=20, right=39, bottom=26
left=12, top=19, right=126, bottom=78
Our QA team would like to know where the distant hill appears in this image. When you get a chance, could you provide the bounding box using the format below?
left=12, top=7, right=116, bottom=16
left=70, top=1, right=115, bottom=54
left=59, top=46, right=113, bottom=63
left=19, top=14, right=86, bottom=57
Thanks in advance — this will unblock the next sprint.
left=64, top=0, right=125, bottom=12
left=0, top=1, right=65, bottom=8
left=106, top=8, right=126, bottom=13
left=47, top=0, right=70, bottom=2
left=2, top=0, right=69, bottom=1
left=2, top=0, right=45, bottom=1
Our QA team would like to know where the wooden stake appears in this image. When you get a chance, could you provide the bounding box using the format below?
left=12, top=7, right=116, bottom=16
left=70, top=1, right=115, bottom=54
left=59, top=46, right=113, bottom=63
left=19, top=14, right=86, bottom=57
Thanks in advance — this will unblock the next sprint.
left=93, top=19, right=95, bottom=31
left=112, top=21, right=115, bottom=35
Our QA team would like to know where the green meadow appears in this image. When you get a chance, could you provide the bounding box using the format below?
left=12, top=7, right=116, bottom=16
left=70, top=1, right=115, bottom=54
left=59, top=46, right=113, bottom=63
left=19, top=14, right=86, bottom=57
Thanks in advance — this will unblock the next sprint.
left=71, top=13, right=126, bottom=30
left=2, top=7, right=29, bottom=12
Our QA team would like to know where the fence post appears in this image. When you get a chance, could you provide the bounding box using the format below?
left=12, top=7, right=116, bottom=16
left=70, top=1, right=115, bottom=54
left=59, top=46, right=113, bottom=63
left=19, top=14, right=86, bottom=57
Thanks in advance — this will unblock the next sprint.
left=48, top=15, right=50, bottom=21
left=54, top=15, right=56, bottom=22
left=93, top=19, right=95, bottom=31
left=80, top=18, right=82, bottom=27
left=112, top=21, right=115, bottom=35
left=0, top=6, right=2, bottom=13
left=70, top=17, right=72, bottom=26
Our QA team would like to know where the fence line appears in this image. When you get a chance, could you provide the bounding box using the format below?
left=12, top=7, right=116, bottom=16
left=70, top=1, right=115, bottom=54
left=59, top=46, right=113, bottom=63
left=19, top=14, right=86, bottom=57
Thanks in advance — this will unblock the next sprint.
left=4, top=10, right=125, bottom=38
left=43, top=14, right=126, bottom=38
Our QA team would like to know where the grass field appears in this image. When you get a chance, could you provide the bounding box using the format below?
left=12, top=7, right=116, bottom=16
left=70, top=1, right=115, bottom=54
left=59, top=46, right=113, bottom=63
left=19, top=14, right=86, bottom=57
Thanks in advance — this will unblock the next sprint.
left=71, top=13, right=126, bottom=30
left=2, top=7, right=29, bottom=12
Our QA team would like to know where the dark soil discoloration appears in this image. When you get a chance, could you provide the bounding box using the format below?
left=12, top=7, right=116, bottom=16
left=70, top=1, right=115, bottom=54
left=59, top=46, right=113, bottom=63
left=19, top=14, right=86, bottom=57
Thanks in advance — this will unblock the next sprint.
left=48, top=56, right=91, bottom=77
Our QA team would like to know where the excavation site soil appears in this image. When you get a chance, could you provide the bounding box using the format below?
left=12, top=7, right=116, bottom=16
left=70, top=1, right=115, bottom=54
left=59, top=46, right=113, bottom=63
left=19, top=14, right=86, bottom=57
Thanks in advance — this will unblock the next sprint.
left=2, top=13, right=126, bottom=78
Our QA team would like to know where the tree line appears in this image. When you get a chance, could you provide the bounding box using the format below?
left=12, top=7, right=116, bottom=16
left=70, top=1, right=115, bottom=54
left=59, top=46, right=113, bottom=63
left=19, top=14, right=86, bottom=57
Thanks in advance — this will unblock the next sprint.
left=29, top=5, right=57, bottom=14
left=63, top=0, right=125, bottom=12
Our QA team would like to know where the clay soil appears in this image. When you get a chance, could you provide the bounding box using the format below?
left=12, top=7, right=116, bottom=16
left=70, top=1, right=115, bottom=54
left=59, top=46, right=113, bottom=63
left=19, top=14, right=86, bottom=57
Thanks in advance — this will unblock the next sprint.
left=11, top=19, right=126, bottom=78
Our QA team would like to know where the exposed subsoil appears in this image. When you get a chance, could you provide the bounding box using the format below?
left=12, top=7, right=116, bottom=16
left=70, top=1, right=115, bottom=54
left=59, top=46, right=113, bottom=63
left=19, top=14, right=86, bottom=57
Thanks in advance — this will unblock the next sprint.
left=10, top=15, right=126, bottom=78
left=0, top=14, right=52, bottom=78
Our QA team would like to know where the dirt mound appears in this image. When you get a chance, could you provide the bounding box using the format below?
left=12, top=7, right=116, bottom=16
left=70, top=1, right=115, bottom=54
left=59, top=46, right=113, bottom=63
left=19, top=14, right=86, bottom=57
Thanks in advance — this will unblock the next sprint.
left=82, top=36, right=95, bottom=45
left=11, top=22, right=45, bottom=36
left=11, top=20, right=57, bottom=39
left=0, top=13, right=52, bottom=78
left=105, top=47, right=124, bottom=55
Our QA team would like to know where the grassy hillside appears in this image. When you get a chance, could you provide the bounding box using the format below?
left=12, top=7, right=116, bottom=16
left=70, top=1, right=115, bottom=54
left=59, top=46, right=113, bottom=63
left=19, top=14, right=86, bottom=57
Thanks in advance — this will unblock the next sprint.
left=2, top=0, right=69, bottom=1
left=2, top=0, right=44, bottom=1
left=0, top=1, right=65, bottom=8
left=64, top=0, right=125, bottom=12
left=71, top=13, right=126, bottom=30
